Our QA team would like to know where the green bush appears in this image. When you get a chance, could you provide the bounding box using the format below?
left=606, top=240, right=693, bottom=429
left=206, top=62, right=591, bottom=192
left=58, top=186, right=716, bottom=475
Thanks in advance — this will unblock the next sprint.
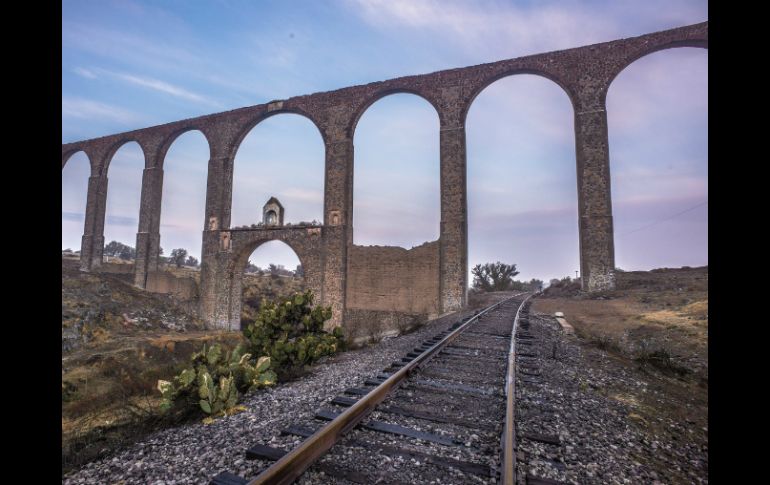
left=243, top=290, right=345, bottom=375
left=157, top=290, right=345, bottom=419
left=157, top=342, right=276, bottom=417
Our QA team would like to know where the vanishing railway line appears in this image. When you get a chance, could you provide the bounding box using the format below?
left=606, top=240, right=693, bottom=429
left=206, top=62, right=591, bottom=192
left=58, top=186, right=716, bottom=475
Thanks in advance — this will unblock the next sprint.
left=210, top=293, right=537, bottom=485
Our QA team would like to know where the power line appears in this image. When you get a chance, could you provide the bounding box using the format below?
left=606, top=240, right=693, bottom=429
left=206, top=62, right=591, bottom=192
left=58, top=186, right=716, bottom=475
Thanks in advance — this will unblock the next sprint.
left=619, top=200, right=708, bottom=237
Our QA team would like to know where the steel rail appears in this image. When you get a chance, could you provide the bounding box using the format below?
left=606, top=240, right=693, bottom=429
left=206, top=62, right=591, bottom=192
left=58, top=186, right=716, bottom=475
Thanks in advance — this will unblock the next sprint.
left=500, top=292, right=535, bottom=485
left=246, top=294, right=524, bottom=485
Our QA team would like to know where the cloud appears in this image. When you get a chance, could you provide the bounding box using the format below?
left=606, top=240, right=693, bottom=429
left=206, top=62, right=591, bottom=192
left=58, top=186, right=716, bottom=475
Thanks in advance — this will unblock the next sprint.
left=343, top=0, right=617, bottom=59
left=105, top=215, right=137, bottom=226
left=73, top=67, right=97, bottom=79
left=63, top=21, right=202, bottom=73
left=343, top=0, right=706, bottom=61
left=62, top=97, right=142, bottom=125
left=113, top=72, right=222, bottom=108
left=62, top=211, right=85, bottom=222
left=283, top=188, right=324, bottom=203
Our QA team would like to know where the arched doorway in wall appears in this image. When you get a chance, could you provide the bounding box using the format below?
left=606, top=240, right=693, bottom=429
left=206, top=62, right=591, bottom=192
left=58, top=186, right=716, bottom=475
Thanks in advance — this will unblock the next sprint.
left=62, top=151, right=90, bottom=262
left=103, top=141, right=144, bottom=270
left=238, top=240, right=305, bottom=330
left=231, top=113, right=324, bottom=229
left=607, top=48, right=708, bottom=271
left=159, top=130, right=209, bottom=272
left=466, top=74, right=577, bottom=292
left=353, top=93, right=440, bottom=248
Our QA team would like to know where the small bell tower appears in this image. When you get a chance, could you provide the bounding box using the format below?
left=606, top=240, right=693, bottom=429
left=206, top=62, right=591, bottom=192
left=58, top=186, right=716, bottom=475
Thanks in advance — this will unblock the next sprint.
left=262, top=197, right=284, bottom=226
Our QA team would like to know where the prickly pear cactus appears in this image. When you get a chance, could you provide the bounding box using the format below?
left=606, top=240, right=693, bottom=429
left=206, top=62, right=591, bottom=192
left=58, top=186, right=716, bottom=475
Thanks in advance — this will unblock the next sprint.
left=243, top=291, right=344, bottom=372
left=157, top=342, right=277, bottom=419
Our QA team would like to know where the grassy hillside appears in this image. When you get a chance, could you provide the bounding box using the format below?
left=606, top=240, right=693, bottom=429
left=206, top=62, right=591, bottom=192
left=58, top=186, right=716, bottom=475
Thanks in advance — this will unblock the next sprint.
left=62, top=259, right=244, bottom=474
left=535, top=266, right=708, bottom=380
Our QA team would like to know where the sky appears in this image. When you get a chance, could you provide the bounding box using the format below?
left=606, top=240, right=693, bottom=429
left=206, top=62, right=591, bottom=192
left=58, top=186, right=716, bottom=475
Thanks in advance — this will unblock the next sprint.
left=62, top=0, right=708, bottom=284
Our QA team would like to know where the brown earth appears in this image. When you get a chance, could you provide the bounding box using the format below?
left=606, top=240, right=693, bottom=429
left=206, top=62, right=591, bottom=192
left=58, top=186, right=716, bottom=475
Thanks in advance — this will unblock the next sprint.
left=533, top=266, right=708, bottom=478
left=62, top=259, right=245, bottom=474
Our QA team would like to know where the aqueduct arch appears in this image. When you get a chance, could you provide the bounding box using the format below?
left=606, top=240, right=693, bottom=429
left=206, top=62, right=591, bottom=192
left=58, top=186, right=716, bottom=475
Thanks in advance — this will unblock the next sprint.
left=62, top=22, right=708, bottom=331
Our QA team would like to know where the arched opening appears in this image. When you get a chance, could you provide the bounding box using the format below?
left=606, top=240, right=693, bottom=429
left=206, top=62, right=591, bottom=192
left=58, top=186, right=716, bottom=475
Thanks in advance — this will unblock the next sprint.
left=607, top=48, right=707, bottom=270
left=62, top=151, right=90, bottom=261
left=353, top=93, right=440, bottom=247
left=239, top=240, right=304, bottom=329
left=103, top=141, right=144, bottom=269
left=466, top=75, right=577, bottom=291
left=231, top=114, right=324, bottom=229
left=159, top=130, right=209, bottom=270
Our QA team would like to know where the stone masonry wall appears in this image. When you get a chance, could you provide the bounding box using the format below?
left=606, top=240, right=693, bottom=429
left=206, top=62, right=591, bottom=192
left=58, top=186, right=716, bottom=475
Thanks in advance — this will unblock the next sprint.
left=145, top=271, right=199, bottom=300
left=347, top=241, right=440, bottom=316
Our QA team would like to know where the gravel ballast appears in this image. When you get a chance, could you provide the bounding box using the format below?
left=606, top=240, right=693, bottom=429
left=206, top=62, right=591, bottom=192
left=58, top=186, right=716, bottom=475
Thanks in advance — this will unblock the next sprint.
left=515, top=308, right=708, bottom=484
left=62, top=302, right=497, bottom=485
left=63, top=293, right=707, bottom=485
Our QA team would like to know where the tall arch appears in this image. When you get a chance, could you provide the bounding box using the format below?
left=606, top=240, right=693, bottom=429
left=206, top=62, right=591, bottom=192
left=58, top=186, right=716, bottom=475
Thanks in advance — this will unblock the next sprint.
left=231, top=113, right=325, bottom=229
left=352, top=93, right=440, bottom=247
left=607, top=48, right=707, bottom=270
left=159, top=130, right=210, bottom=263
left=62, top=151, right=91, bottom=252
left=466, top=74, right=577, bottom=284
left=102, top=141, right=144, bottom=265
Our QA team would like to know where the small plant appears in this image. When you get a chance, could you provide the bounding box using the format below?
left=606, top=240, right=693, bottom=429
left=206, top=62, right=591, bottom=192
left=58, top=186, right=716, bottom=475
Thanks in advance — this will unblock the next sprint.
left=593, top=335, right=621, bottom=353
left=157, top=342, right=276, bottom=418
left=635, top=348, right=690, bottom=377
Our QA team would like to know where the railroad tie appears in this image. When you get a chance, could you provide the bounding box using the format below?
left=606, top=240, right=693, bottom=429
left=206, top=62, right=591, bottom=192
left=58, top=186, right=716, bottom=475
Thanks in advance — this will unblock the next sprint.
left=245, top=443, right=287, bottom=461
left=286, top=430, right=493, bottom=478
left=526, top=475, right=569, bottom=485
left=331, top=395, right=359, bottom=407
left=243, top=443, right=378, bottom=484
left=281, top=424, right=317, bottom=437
left=315, top=409, right=461, bottom=446
left=343, top=387, right=372, bottom=396
left=209, top=471, right=248, bottom=485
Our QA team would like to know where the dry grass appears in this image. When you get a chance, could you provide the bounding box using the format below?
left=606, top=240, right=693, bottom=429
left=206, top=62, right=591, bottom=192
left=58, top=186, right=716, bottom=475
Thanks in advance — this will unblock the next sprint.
left=533, top=266, right=708, bottom=380
left=61, top=258, right=248, bottom=474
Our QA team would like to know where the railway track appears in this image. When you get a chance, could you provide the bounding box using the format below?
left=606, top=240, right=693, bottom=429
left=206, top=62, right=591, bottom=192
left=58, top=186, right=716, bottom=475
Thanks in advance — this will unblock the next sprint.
left=210, top=293, right=534, bottom=485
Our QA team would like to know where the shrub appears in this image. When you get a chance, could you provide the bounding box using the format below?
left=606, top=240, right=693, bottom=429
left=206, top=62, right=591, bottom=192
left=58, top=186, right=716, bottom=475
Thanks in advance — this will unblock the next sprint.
left=243, top=291, right=345, bottom=376
left=157, top=342, right=276, bottom=417
left=635, top=348, right=690, bottom=377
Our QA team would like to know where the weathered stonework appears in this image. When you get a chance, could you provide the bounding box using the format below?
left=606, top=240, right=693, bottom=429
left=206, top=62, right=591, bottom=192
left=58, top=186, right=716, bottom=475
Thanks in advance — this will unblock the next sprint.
left=347, top=242, right=440, bottom=317
left=61, top=22, right=708, bottom=329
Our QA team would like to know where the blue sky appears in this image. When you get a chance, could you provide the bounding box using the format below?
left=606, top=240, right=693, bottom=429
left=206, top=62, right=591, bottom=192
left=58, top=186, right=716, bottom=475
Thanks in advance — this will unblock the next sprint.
left=62, top=0, right=708, bottom=283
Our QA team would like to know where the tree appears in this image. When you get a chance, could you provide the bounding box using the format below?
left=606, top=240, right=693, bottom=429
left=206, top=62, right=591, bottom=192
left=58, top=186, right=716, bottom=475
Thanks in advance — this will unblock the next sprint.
left=471, top=262, right=520, bottom=292
left=170, top=248, right=188, bottom=268
left=245, top=260, right=261, bottom=274
left=185, top=255, right=199, bottom=267
left=268, top=263, right=279, bottom=276
left=295, top=264, right=304, bottom=278
left=528, top=278, right=544, bottom=291
left=104, top=241, right=136, bottom=260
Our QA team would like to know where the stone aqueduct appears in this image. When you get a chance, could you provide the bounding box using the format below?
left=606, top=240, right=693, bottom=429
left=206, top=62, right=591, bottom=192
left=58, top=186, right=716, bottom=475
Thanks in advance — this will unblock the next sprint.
left=61, top=22, right=707, bottom=332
